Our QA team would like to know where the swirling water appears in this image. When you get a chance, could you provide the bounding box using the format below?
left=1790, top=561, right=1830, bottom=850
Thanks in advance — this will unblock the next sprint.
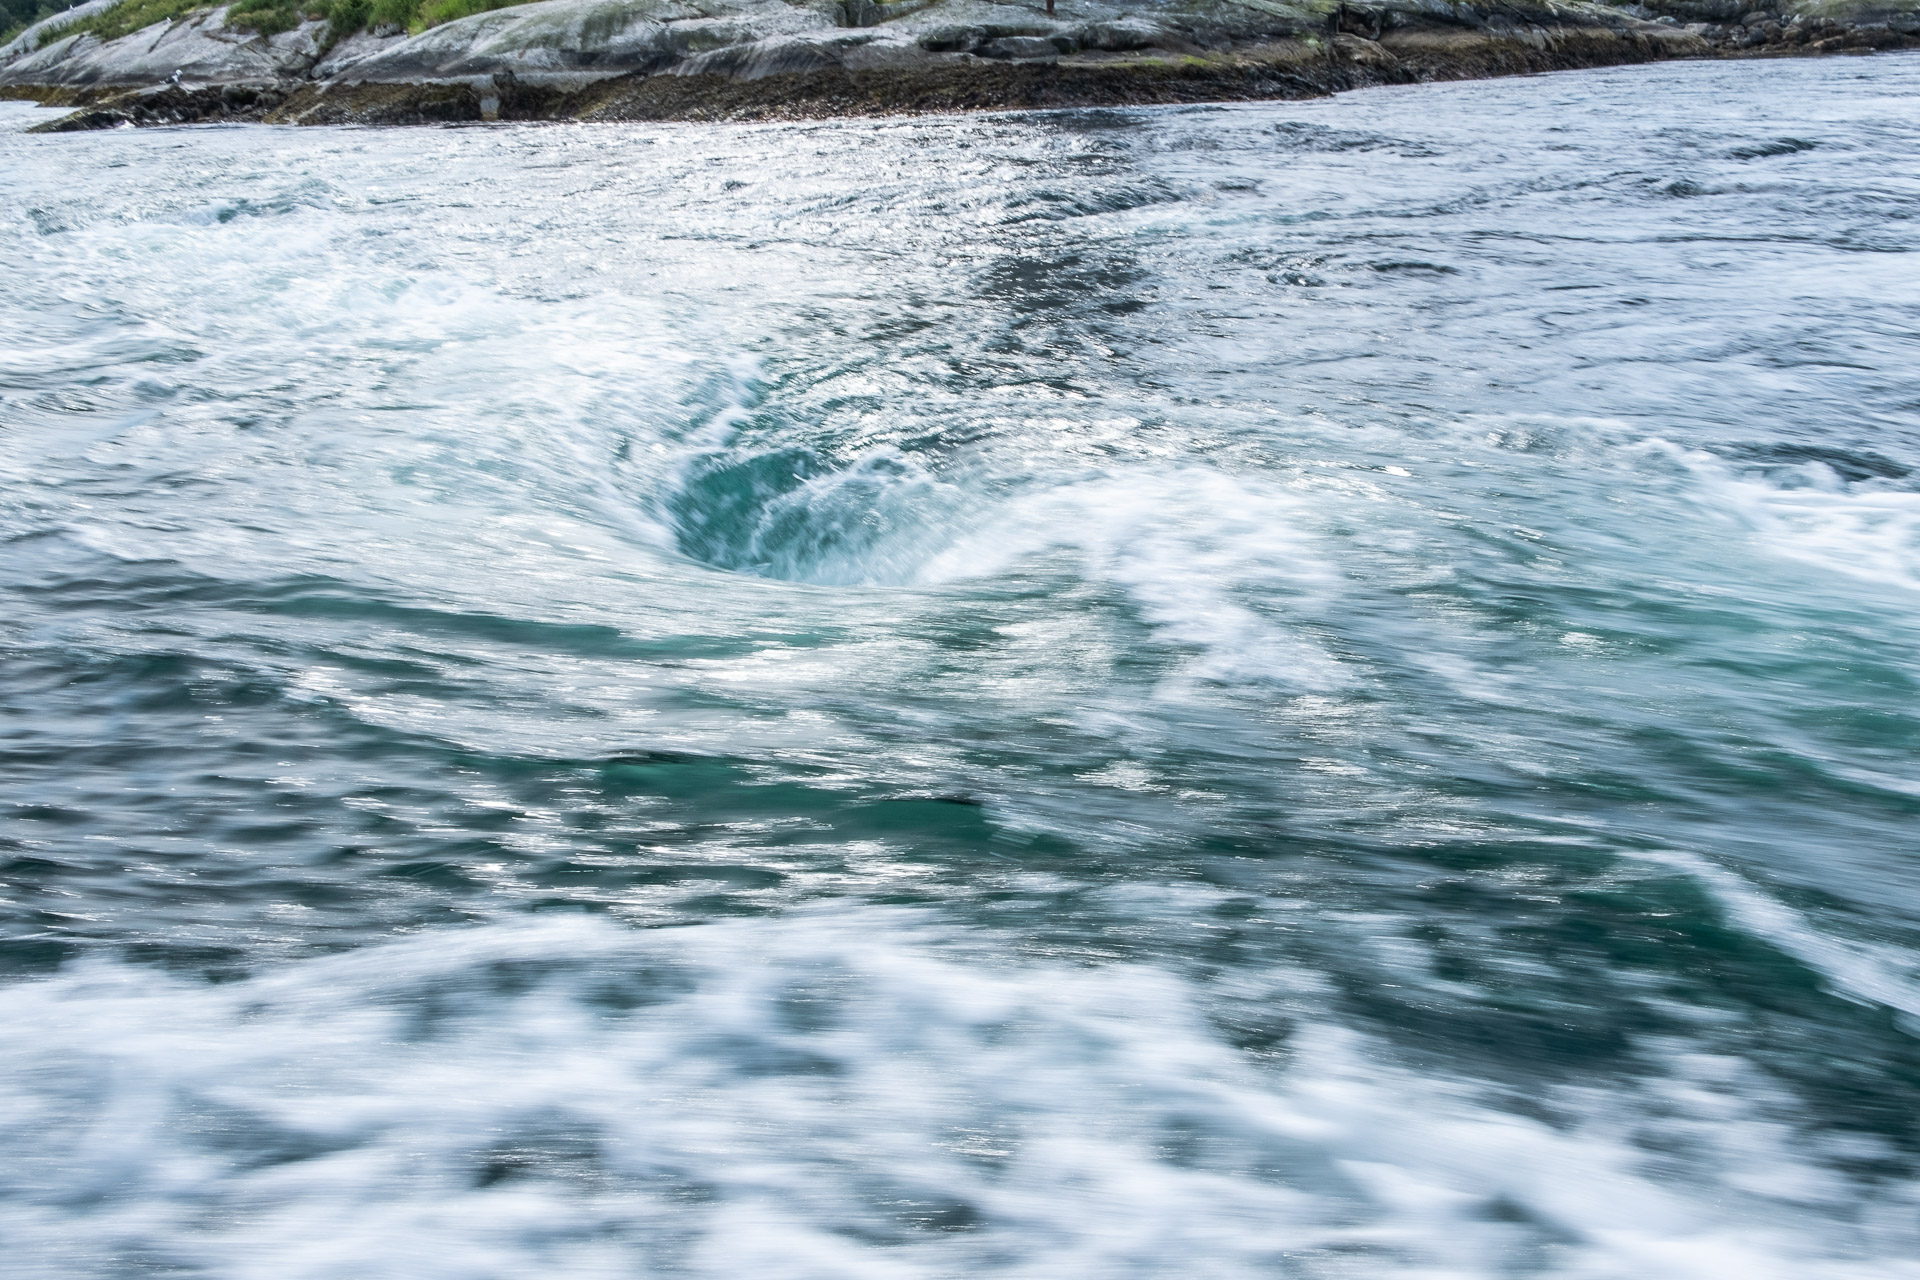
left=3, top=52, right=1920, bottom=1277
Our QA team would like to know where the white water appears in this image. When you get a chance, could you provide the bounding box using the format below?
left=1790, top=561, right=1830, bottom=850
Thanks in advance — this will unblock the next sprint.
left=5, top=56, right=1920, bottom=1277
left=5, top=910, right=1916, bottom=1280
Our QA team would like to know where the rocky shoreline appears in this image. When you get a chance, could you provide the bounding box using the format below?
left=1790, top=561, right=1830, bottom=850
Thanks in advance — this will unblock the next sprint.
left=4, top=0, right=1917, bottom=129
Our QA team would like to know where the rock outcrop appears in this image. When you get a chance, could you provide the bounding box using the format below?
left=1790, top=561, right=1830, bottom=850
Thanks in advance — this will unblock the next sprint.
left=4, top=0, right=1917, bottom=126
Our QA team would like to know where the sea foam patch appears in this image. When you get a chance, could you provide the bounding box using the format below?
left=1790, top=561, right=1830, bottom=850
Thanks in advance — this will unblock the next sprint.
left=1666, top=443, right=1920, bottom=598
left=2, top=910, right=1915, bottom=1280
left=915, top=469, right=1349, bottom=692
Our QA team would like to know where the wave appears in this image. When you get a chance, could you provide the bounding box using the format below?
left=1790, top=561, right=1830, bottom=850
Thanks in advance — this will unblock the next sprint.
left=915, top=469, right=1349, bottom=691
left=1675, top=442, right=1920, bottom=595
left=657, top=445, right=1349, bottom=691
left=1634, top=849, right=1920, bottom=1035
left=3, top=910, right=1915, bottom=1278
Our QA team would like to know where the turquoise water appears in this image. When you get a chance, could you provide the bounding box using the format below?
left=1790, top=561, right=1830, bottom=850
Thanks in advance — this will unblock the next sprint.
left=3, top=54, right=1920, bottom=1277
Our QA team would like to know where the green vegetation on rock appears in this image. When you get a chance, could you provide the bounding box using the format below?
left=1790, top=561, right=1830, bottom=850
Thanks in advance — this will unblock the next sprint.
left=226, top=0, right=311, bottom=34
left=12, top=0, right=535, bottom=47
left=38, top=0, right=210, bottom=45
left=372, top=0, right=530, bottom=35
left=2, top=0, right=63, bottom=46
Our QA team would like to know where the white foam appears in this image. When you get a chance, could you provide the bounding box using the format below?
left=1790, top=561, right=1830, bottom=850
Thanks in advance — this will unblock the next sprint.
left=1674, top=447, right=1920, bottom=596
left=916, top=469, right=1350, bottom=692
left=2, top=911, right=1914, bottom=1279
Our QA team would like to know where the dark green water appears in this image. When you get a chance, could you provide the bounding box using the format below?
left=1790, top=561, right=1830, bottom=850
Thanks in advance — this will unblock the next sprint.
left=2, top=54, right=1919, bottom=1277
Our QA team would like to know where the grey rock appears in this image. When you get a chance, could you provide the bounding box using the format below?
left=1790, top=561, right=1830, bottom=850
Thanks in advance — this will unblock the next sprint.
left=4, top=0, right=1916, bottom=122
left=978, top=33, right=1058, bottom=57
left=917, top=24, right=982, bottom=50
left=315, top=0, right=827, bottom=84
left=1, top=10, right=325, bottom=88
left=1077, top=19, right=1161, bottom=49
left=311, top=29, right=408, bottom=79
left=1, top=0, right=124, bottom=59
left=667, top=34, right=846, bottom=77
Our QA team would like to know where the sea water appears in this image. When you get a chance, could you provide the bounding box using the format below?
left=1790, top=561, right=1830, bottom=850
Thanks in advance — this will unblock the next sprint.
left=3, top=53, right=1919, bottom=1278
